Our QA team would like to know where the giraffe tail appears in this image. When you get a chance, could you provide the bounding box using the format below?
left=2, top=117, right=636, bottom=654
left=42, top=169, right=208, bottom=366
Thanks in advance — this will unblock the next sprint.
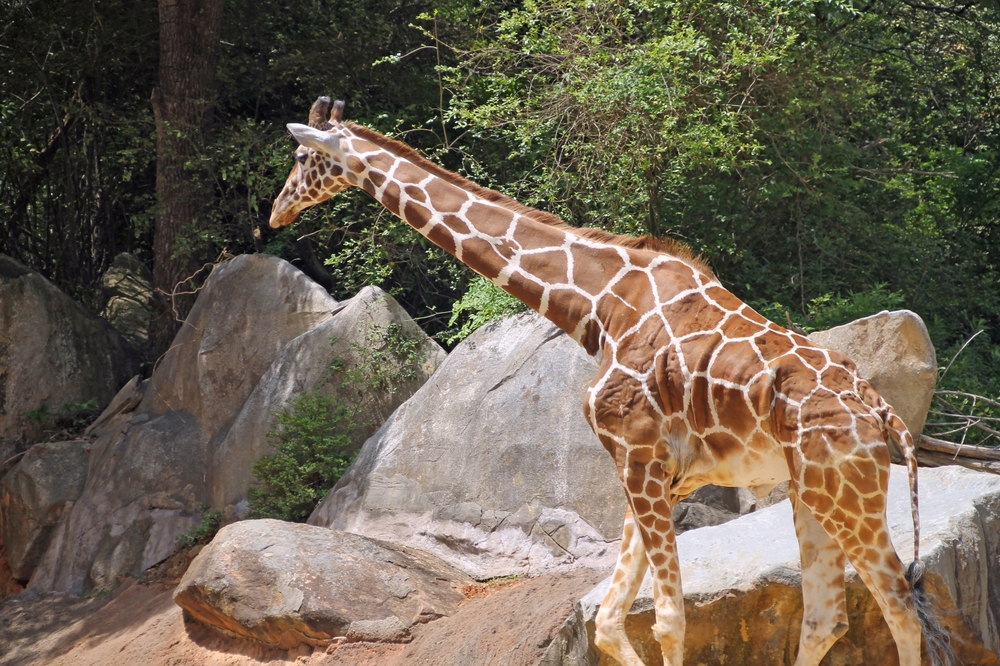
left=881, top=403, right=957, bottom=666
left=905, top=561, right=957, bottom=666
left=878, top=404, right=920, bottom=562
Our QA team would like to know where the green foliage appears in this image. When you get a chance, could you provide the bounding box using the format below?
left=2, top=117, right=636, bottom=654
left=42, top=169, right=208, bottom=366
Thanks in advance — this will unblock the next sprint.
left=176, top=504, right=223, bottom=548
left=0, top=0, right=158, bottom=309
left=247, top=312, right=425, bottom=521
left=24, top=405, right=53, bottom=425
left=320, top=205, right=468, bottom=339
left=443, top=276, right=528, bottom=344
left=247, top=393, right=356, bottom=522
left=216, top=0, right=472, bottom=338
left=5, top=0, right=1000, bottom=422
left=345, top=321, right=423, bottom=395
left=84, top=586, right=115, bottom=599
left=24, top=400, right=102, bottom=438
left=750, top=284, right=906, bottom=333
left=447, top=0, right=800, bottom=237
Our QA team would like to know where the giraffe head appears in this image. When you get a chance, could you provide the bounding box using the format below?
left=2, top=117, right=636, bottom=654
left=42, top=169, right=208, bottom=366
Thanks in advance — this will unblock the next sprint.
left=269, top=96, right=353, bottom=228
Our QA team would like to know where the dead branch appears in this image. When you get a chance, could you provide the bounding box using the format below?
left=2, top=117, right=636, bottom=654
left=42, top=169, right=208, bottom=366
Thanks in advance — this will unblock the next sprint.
left=850, top=166, right=956, bottom=178
left=919, top=434, right=1000, bottom=462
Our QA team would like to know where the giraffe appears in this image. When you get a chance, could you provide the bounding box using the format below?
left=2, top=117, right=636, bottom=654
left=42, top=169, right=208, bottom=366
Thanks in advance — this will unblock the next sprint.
left=269, top=97, right=951, bottom=666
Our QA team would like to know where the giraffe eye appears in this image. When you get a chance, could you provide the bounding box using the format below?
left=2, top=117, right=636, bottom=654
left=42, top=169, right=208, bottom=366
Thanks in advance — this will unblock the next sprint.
left=296, top=153, right=308, bottom=164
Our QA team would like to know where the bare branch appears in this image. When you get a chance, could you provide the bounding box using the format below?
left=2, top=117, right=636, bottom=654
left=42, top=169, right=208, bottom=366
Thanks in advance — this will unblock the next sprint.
left=920, top=434, right=1000, bottom=461
left=849, top=166, right=956, bottom=178
left=936, top=390, right=1000, bottom=411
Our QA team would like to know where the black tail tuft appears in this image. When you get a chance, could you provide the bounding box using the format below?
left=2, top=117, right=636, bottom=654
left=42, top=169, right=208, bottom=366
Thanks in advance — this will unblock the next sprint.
left=906, top=561, right=958, bottom=666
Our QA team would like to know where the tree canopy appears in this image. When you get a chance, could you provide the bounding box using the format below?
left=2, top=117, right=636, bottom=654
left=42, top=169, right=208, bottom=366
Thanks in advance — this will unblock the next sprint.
left=2, top=0, right=999, bottom=437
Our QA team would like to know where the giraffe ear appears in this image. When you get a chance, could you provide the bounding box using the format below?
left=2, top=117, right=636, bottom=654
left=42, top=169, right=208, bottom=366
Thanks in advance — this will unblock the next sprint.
left=287, top=123, right=338, bottom=155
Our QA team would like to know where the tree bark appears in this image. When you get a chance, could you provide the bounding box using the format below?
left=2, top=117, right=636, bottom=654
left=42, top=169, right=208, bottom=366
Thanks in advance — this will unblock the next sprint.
left=149, top=0, right=224, bottom=361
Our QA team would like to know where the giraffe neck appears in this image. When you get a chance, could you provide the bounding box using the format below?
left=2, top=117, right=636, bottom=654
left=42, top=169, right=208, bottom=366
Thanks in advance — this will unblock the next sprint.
left=336, top=124, right=708, bottom=353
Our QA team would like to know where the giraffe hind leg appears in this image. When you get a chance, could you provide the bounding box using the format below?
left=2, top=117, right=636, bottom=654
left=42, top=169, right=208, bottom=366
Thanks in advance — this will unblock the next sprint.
left=793, top=457, right=922, bottom=666
left=594, top=506, right=649, bottom=666
left=790, top=492, right=849, bottom=666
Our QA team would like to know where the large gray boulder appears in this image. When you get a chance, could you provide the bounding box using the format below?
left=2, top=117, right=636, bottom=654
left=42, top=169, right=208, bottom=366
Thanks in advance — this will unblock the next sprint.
left=0, top=255, right=141, bottom=462
left=174, top=519, right=471, bottom=648
left=211, top=285, right=446, bottom=511
left=547, top=465, right=1000, bottom=666
left=309, top=313, right=623, bottom=579
left=810, top=309, right=937, bottom=445
left=0, top=440, right=88, bottom=582
left=26, top=255, right=338, bottom=594
left=140, top=254, right=338, bottom=445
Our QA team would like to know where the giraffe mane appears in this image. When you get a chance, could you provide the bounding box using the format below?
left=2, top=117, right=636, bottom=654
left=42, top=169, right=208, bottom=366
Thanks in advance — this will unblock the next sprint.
left=342, top=121, right=715, bottom=279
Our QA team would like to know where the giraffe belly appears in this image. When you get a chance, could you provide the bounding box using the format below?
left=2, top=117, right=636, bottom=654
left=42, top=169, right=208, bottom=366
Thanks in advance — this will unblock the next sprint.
left=666, top=428, right=789, bottom=499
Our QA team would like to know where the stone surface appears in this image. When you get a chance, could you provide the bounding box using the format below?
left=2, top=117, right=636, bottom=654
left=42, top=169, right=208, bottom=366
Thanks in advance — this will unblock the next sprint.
left=0, top=562, right=604, bottom=666
left=27, top=255, right=445, bottom=595
left=810, top=310, right=937, bottom=457
left=309, top=312, right=625, bottom=579
left=173, top=519, right=471, bottom=649
left=552, top=465, right=1000, bottom=666
left=0, top=440, right=88, bottom=581
left=310, top=312, right=756, bottom=580
left=211, top=285, right=446, bottom=511
left=0, top=254, right=141, bottom=462
left=100, top=252, right=153, bottom=353
left=140, top=254, right=338, bottom=444
left=83, top=374, right=148, bottom=438
left=27, top=255, right=340, bottom=594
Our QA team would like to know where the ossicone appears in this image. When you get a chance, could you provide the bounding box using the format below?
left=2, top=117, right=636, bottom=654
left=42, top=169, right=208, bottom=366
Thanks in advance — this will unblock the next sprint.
left=308, top=96, right=332, bottom=129
left=331, top=100, right=345, bottom=123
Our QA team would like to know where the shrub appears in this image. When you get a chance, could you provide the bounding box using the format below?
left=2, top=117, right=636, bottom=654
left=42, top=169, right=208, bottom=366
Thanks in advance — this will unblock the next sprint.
left=176, top=504, right=222, bottom=548
left=247, top=393, right=356, bottom=522
left=442, top=275, right=527, bottom=344
left=247, top=309, right=425, bottom=522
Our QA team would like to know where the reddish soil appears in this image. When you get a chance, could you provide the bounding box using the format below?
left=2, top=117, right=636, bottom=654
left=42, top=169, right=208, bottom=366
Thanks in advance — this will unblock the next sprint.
left=0, top=555, right=604, bottom=666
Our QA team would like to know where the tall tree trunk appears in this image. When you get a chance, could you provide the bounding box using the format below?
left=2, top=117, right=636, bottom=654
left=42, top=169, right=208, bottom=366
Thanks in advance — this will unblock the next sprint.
left=149, top=0, right=224, bottom=362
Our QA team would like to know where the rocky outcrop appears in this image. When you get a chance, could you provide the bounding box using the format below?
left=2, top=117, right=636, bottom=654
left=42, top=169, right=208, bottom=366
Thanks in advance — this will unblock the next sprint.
left=810, top=310, right=937, bottom=458
left=0, top=440, right=88, bottom=582
left=0, top=255, right=141, bottom=462
left=547, top=465, right=1000, bottom=666
left=139, top=254, right=339, bottom=445
left=83, top=374, right=147, bottom=439
left=174, top=519, right=470, bottom=648
left=309, top=312, right=625, bottom=579
left=211, top=285, right=446, bottom=511
left=27, top=255, right=445, bottom=595
left=100, top=252, right=153, bottom=353
left=27, top=254, right=340, bottom=594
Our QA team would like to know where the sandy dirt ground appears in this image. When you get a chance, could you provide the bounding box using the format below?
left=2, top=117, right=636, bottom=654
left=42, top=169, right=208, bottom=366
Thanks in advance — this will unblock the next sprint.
left=0, top=554, right=604, bottom=666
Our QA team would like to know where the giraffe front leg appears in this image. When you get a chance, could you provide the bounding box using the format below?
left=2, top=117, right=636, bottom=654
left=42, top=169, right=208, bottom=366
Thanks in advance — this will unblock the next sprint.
left=595, top=506, right=648, bottom=666
left=790, top=490, right=849, bottom=666
left=645, top=523, right=684, bottom=666
left=626, top=461, right=685, bottom=666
